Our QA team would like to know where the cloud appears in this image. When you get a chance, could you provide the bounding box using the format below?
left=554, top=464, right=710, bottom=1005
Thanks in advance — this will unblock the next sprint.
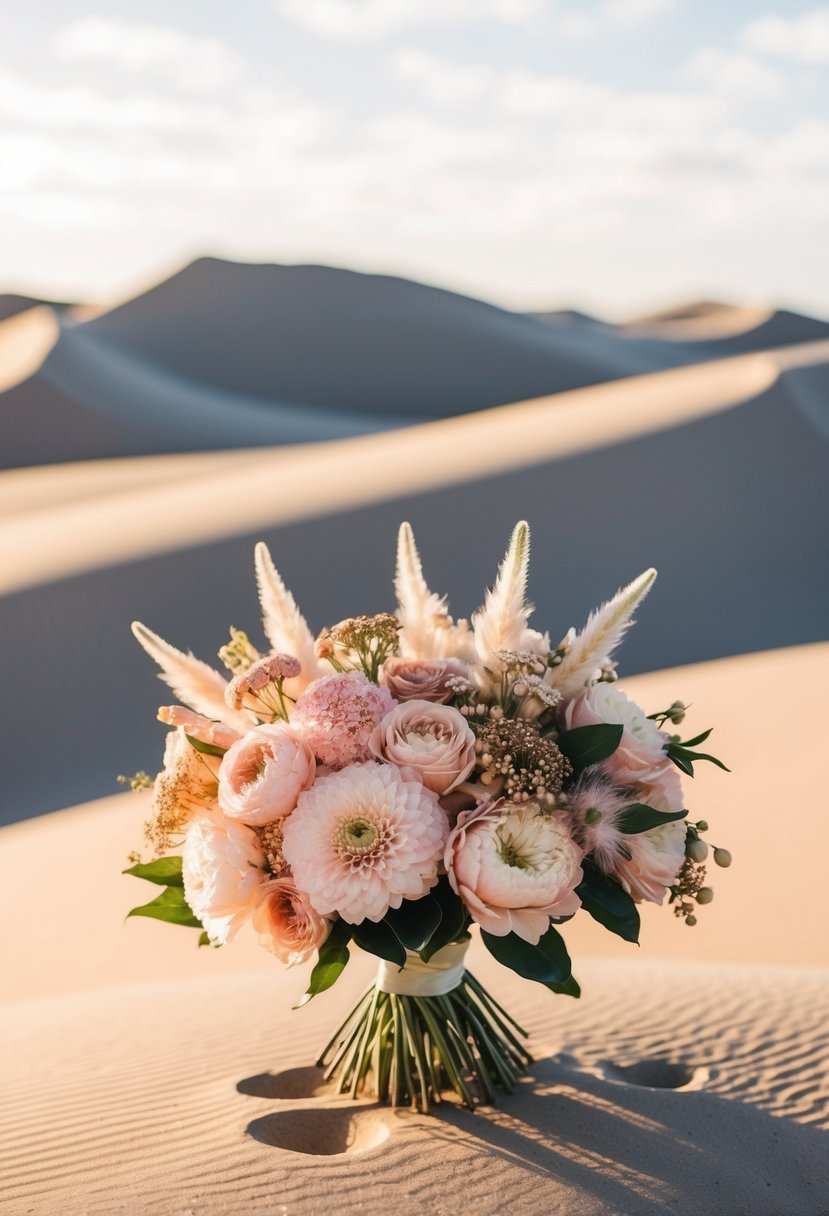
left=742, top=9, right=829, bottom=65
left=52, top=17, right=244, bottom=91
left=559, top=0, right=675, bottom=39
left=274, top=0, right=544, bottom=41
left=392, top=50, right=492, bottom=106
left=686, top=48, right=784, bottom=99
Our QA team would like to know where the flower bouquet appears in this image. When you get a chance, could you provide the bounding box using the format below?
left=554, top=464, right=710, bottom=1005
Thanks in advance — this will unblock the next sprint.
left=124, top=522, right=729, bottom=1112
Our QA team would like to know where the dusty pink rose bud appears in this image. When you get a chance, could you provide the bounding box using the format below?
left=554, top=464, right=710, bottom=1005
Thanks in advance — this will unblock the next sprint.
left=445, top=800, right=583, bottom=944
left=382, top=657, right=470, bottom=705
left=218, top=723, right=316, bottom=826
left=565, top=683, right=684, bottom=813
left=252, top=877, right=332, bottom=966
left=369, top=700, right=476, bottom=795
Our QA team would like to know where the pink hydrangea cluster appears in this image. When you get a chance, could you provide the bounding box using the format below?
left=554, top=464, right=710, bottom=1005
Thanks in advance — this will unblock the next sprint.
left=291, top=671, right=395, bottom=768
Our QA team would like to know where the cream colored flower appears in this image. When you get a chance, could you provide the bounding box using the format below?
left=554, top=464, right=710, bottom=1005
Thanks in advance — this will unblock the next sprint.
left=446, top=800, right=583, bottom=944
left=182, top=811, right=265, bottom=944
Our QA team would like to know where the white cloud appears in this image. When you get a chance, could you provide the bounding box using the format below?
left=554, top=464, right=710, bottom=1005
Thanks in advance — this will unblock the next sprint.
left=392, top=49, right=492, bottom=105
left=686, top=48, right=784, bottom=99
left=52, top=17, right=244, bottom=91
left=743, top=9, right=829, bottom=65
left=274, top=0, right=544, bottom=41
left=560, top=0, right=675, bottom=39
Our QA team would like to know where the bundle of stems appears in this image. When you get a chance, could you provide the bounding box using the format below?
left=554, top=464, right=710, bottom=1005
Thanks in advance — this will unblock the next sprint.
left=316, top=970, right=533, bottom=1112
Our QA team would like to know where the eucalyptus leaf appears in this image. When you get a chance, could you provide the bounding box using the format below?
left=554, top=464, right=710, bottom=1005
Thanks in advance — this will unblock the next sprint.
left=557, top=723, right=624, bottom=772
left=185, top=733, right=227, bottom=758
left=676, top=728, right=713, bottom=748
left=577, top=861, right=640, bottom=944
left=618, top=804, right=687, bottom=835
left=667, top=742, right=730, bottom=775
left=297, top=920, right=352, bottom=1006
left=127, top=885, right=202, bottom=928
left=123, top=856, right=184, bottom=887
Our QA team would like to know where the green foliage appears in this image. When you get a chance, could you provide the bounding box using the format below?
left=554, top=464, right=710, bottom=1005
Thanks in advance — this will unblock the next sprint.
left=577, top=861, right=640, bottom=943
left=385, top=892, right=443, bottom=953
left=123, top=856, right=184, bottom=887
left=297, top=920, right=352, bottom=1006
left=481, top=923, right=573, bottom=985
left=667, top=737, right=730, bottom=776
left=617, top=804, right=687, bottom=834
left=185, top=733, right=227, bottom=757
left=126, top=885, right=202, bottom=928
left=420, top=876, right=469, bottom=962
left=557, top=723, right=624, bottom=772
left=351, top=919, right=407, bottom=967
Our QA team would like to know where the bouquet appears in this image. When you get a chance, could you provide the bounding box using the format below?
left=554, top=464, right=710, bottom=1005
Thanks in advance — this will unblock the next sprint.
left=124, top=522, right=729, bottom=1112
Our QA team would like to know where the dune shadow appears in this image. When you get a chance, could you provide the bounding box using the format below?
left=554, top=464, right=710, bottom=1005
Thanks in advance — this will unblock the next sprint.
left=237, top=1065, right=331, bottom=1100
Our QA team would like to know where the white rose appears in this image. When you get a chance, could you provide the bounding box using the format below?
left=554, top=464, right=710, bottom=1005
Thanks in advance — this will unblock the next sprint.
left=182, top=812, right=265, bottom=944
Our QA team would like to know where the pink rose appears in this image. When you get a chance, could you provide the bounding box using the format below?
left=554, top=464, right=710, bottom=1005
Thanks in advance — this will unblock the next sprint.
left=218, top=723, right=316, bottom=826
left=565, top=683, right=684, bottom=813
left=369, top=700, right=476, bottom=795
left=252, top=877, right=331, bottom=966
left=382, top=657, right=470, bottom=704
left=445, top=800, right=583, bottom=944
left=613, top=820, right=687, bottom=904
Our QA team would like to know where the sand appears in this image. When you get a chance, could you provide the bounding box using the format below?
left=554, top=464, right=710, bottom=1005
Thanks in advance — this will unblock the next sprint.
left=2, top=644, right=828, bottom=1213
left=1, top=263, right=827, bottom=1212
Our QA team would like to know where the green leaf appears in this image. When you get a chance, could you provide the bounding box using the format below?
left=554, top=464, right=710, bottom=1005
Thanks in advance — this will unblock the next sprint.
left=185, top=733, right=227, bottom=758
left=676, top=728, right=713, bottom=748
left=618, top=804, right=687, bottom=834
left=667, top=742, right=730, bottom=775
left=557, top=723, right=624, bottom=772
left=419, top=876, right=469, bottom=962
left=577, top=861, right=640, bottom=944
left=481, top=923, right=572, bottom=985
left=198, top=931, right=212, bottom=948
left=127, top=885, right=202, bottom=928
left=351, top=919, right=407, bottom=968
left=123, top=856, right=184, bottom=887
left=385, top=894, right=443, bottom=953
left=297, top=920, right=352, bottom=1006
left=546, top=974, right=581, bottom=998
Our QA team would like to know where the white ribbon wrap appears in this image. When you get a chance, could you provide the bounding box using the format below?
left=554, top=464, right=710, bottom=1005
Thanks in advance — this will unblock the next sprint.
left=375, top=940, right=469, bottom=997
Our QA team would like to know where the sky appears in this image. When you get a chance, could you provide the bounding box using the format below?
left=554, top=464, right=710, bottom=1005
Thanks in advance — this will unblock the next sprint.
left=1, top=0, right=827, bottom=316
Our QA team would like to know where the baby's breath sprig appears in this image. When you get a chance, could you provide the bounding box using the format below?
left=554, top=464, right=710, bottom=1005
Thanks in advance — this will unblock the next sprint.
left=321, top=614, right=401, bottom=682
left=117, top=771, right=153, bottom=791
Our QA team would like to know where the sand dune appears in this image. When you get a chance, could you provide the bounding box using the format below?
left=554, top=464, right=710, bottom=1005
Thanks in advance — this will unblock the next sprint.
left=3, top=259, right=828, bottom=469
left=1, top=334, right=827, bottom=819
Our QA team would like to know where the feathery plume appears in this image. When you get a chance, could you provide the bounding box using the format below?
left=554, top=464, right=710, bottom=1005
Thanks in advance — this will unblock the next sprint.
left=472, top=522, right=547, bottom=680
left=131, top=622, right=249, bottom=730
left=548, top=568, right=657, bottom=701
left=254, top=542, right=323, bottom=694
left=395, top=522, right=474, bottom=660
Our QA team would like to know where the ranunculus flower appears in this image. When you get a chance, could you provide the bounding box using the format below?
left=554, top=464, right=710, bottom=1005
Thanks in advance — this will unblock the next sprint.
left=446, top=800, right=583, bottom=944
left=369, top=700, right=476, bottom=795
left=291, top=672, right=395, bottom=769
left=613, top=820, right=686, bottom=904
left=382, top=657, right=470, bottom=704
left=565, top=683, right=684, bottom=813
left=182, top=811, right=265, bottom=944
left=282, top=761, right=448, bottom=923
left=252, top=877, right=331, bottom=966
left=218, top=723, right=316, bottom=826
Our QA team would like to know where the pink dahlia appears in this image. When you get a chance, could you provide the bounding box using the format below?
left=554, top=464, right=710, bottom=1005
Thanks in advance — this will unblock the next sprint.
left=291, top=672, right=395, bottom=768
left=281, top=762, right=448, bottom=923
